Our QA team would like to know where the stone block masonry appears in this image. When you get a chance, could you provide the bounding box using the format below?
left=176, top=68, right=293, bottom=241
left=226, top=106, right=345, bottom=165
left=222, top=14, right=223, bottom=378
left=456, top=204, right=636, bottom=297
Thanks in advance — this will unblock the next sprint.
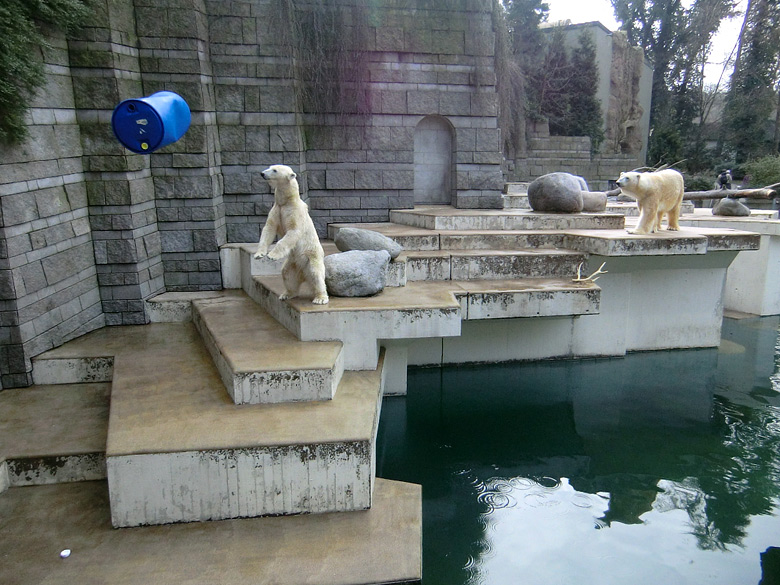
left=0, top=0, right=504, bottom=386
left=0, top=33, right=104, bottom=388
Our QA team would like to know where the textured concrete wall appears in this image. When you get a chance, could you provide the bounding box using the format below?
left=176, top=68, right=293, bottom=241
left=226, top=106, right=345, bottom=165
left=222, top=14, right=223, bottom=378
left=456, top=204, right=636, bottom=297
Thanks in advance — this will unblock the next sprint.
left=0, top=34, right=104, bottom=388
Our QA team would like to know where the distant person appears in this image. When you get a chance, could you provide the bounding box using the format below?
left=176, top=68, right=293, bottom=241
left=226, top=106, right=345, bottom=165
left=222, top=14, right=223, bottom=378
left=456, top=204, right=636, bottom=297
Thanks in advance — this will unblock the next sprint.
left=718, top=169, right=732, bottom=190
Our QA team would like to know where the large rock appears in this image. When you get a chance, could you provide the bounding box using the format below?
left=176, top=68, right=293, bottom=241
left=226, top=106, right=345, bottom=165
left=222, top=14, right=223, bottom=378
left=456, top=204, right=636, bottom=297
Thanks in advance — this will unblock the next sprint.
left=325, top=250, right=391, bottom=297
left=334, top=227, right=403, bottom=259
left=527, top=172, right=588, bottom=213
left=713, top=197, right=751, bottom=217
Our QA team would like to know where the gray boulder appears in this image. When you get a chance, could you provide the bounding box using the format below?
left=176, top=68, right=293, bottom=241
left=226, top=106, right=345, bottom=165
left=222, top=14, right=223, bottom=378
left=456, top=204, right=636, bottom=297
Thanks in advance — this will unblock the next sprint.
left=713, top=197, right=751, bottom=217
left=527, top=172, right=588, bottom=213
left=334, top=227, right=402, bottom=259
left=325, top=250, right=391, bottom=297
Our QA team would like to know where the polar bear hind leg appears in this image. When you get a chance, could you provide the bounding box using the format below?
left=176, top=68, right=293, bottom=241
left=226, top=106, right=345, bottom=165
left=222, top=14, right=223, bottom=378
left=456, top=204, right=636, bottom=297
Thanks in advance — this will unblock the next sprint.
left=666, top=203, right=682, bottom=231
left=280, top=259, right=305, bottom=300
left=303, top=252, right=328, bottom=305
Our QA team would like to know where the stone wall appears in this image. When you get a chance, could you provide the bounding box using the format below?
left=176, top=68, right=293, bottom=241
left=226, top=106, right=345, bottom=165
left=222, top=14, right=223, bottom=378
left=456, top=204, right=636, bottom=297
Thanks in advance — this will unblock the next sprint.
left=0, top=0, right=504, bottom=386
left=0, top=34, right=103, bottom=387
left=515, top=121, right=639, bottom=190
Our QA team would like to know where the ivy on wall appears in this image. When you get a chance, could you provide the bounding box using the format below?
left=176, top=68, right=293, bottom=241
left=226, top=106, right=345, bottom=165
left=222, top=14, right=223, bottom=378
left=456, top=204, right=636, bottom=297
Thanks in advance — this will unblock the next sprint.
left=0, top=0, right=91, bottom=145
left=277, top=0, right=372, bottom=123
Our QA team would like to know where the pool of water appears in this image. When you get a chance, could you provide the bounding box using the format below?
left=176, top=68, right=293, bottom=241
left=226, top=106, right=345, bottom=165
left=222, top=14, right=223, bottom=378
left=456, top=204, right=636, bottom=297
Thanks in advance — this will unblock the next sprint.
left=376, top=316, right=780, bottom=585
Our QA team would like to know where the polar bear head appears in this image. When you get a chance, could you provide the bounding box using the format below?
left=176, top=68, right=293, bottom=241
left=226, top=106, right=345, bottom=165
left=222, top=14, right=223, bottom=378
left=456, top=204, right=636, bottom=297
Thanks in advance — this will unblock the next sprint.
left=616, top=171, right=641, bottom=191
left=262, top=164, right=300, bottom=201
left=261, top=164, right=296, bottom=184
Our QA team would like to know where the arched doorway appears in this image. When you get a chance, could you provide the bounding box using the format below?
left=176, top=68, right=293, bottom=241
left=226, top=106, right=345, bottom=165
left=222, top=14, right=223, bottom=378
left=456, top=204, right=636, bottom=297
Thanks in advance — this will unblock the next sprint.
left=414, top=116, right=454, bottom=205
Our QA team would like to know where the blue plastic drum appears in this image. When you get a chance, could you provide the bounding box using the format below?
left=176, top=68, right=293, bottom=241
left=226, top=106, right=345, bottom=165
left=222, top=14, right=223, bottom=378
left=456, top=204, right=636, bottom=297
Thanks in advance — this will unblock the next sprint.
left=111, top=91, right=191, bottom=154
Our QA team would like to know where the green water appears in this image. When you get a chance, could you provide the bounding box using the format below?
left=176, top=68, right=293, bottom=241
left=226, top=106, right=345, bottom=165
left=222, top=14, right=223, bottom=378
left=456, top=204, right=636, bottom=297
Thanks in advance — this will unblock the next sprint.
left=376, top=316, right=780, bottom=585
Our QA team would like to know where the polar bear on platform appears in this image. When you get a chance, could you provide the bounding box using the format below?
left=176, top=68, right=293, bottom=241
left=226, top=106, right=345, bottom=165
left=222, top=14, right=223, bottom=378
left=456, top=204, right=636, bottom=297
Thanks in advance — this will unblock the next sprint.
left=254, top=165, right=328, bottom=305
left=616, top=169, right=685, bottom=235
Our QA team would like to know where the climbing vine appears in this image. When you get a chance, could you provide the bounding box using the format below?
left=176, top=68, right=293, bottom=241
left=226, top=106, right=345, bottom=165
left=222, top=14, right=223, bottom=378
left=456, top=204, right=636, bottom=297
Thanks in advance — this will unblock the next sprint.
left=0, top=0, right=92, bottom=145
left=277, top=0, right=372, bottom=123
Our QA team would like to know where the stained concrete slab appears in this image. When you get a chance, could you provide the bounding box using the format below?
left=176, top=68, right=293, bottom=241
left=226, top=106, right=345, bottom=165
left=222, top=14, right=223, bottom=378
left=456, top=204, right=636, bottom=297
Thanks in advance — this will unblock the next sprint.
left=0, top=478, right=422, bottom=585
left=0, top=383, right=110, bottom=485
left=390, top=205, right=626, bottom=231
left=192, top=292, right=344, bottom=404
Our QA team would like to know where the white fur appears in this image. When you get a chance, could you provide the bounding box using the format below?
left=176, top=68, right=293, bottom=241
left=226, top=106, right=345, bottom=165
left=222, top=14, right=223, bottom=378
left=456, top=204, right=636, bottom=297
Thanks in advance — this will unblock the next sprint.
left=617, top=169, right=685, bottom=235
left=254, top=165, right=328, bottom=304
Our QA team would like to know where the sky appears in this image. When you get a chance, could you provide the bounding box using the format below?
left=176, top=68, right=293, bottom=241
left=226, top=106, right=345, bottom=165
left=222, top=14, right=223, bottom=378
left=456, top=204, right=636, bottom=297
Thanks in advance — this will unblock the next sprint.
left=544, top=0, right=749, bottom=86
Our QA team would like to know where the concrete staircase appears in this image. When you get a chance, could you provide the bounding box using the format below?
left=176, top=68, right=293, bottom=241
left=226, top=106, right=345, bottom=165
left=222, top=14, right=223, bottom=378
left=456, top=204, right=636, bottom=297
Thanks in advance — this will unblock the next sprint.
left=0, top=203, right=763, bottom=585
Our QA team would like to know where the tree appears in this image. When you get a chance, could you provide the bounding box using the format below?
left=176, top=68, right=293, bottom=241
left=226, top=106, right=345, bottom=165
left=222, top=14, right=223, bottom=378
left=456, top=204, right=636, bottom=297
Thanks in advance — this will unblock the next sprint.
left=722, top=0, right=780, bottom=163
left=568, top=31, right=605, bottom=152
left=0, top=0, right=92, bottom=145
left=531, top=28, right=573, bottom=133
left=612, top=0, right=736, bottom=167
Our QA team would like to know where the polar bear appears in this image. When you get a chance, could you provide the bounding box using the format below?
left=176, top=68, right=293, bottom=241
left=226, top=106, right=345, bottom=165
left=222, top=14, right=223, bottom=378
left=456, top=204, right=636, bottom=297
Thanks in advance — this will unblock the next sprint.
left=616, top=169, right=685, bottom=235
left=254, top=165, right=328, bottom=304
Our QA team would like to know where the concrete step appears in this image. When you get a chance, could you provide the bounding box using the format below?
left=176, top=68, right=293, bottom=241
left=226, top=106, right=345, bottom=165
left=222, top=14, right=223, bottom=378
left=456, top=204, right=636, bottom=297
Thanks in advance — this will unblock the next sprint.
left=607, top=200, right=696, bottom=217
left=401, top=248, right=586, bottom=281
left=192, top=292, right=344, bottom=404
left=454, top=278, right=600, bottom=320
left=0, top=382, right=109, bottom=486
left=329, top=222, right=569, bottom=251
left=0, top=478, right=421, bottom=585
left=28, top=323, right=388, bottom=527
left=247, top=275, right=462, bottom=371
left=389, top=205, right=625, bottom=231
left=502, top=194, right=531, bottom=209
left=102, top=323, right=385, bottom=527
left=503, top=181, right=529, bottom=194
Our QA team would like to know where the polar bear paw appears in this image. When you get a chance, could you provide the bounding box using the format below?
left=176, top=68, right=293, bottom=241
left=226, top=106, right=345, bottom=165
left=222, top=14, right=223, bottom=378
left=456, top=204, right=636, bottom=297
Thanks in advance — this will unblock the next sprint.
left=268, top=247, right=286, bottom=261
left=312, top=294, right=329, bottom=305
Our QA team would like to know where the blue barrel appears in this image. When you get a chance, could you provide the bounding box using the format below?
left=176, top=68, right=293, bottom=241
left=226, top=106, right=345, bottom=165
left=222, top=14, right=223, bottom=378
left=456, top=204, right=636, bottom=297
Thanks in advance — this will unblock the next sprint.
left=111, top=91, right=191, bottom=154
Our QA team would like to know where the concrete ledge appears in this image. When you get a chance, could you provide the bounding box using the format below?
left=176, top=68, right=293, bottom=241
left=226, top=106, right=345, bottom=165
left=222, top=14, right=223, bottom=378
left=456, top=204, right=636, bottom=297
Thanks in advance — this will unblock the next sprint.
left=0, top=383, right=110, bottom=486
left=146, top=291, right=224, bottom=323
left=0, top=479, right=422, bottom=585
left=401, top=248, right=586, bottom=281
left=31, top=355, right=114, bottom=385
left=563, top=229, right=709, bottom=256
left=454, top=279, right=600, bottom=320
left=101, top=323, right=384, bottom=525
left=680, top=216, right=780, bottom=315
left=192, top=292, right=344, bottom=404
left=390, top=206, right=626, bottom=231
left=248, top=276, right=462, bottom=370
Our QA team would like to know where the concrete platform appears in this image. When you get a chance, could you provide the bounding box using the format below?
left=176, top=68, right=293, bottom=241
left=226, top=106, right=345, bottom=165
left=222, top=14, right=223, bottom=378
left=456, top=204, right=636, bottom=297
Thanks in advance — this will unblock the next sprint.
left=32, top=323, right=386, bottom=526
left=247, top=275, right=463, bottom=370
left=453, top=278, right=600, bottom=320
left=680, top=213, right=780, bottom=315
left=389, top=205, right=626, bottom=230
left=400, top=248, right=586, bottom=281
left=192, top=292, right=344, bottom=404
left=0, top=383, right=109, bottom=486
left=0, top=478, right=422, bottom=585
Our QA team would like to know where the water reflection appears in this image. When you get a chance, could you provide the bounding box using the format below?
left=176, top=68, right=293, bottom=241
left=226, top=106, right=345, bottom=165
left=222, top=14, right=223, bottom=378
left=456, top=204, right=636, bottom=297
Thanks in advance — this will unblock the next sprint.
left=376, top=316, right=780, bottom=585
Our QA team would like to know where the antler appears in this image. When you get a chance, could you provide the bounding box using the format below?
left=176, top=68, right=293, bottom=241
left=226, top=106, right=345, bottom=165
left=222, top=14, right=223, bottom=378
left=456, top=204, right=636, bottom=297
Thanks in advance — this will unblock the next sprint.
left=573, top=261, right=608, bottom=282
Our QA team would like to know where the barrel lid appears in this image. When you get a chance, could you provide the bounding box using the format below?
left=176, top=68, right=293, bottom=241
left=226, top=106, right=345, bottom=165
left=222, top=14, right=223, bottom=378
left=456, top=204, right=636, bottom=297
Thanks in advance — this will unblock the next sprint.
left=111, top=100, right=164, bottom=153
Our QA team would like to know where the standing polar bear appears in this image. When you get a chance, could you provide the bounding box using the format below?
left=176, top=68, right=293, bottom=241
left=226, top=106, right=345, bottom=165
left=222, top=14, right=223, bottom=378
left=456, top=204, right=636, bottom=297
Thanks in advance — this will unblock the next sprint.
left=254, top=165, right=328, bottom=304
left=616, top=169, right=685, bottom=235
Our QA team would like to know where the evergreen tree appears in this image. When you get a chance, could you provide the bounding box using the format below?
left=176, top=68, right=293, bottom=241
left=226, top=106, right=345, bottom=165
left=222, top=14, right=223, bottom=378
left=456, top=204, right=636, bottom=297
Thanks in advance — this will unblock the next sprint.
left=568, top=31, right=605, bottom=152
left=533, top=28, right=573, bottom=134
